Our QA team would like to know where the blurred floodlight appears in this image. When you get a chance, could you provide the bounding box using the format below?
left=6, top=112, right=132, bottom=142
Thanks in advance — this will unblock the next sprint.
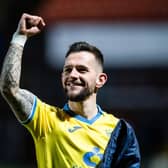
left=45, top=22, right=168, bottom=69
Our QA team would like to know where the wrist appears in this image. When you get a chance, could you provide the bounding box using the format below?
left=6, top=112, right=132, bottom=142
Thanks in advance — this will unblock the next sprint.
left=11, top=32, right=27, bottom=47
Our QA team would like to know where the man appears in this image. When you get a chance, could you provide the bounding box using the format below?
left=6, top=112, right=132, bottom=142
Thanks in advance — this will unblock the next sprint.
left=0, top=13, right=140, bottom=168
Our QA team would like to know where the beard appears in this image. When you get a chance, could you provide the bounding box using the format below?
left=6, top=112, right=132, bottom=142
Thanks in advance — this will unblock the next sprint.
left=63, top=83, right=96, bottom=102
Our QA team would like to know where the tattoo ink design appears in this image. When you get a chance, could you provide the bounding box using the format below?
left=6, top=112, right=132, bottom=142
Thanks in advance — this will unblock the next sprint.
left=0, top=43, right=34, bottom=121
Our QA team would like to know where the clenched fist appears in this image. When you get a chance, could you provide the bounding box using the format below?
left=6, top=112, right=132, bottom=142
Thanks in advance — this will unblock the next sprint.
left=16, top=13, right=46, bottom=37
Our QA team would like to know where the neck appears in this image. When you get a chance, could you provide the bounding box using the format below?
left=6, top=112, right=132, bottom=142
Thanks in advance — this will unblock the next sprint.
left=68, top=94, right=98, bottom=119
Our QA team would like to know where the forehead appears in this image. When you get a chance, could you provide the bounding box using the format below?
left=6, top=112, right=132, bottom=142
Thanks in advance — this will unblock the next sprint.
left=64, top=51, right=96, bottom=67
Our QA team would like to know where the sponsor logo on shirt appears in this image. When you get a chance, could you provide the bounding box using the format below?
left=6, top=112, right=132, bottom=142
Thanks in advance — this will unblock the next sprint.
left=83, top=147, right=103, bottom=167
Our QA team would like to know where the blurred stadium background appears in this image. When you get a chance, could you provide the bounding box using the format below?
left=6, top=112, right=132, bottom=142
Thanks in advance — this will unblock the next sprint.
left=0, top=0, right=168, bottom=167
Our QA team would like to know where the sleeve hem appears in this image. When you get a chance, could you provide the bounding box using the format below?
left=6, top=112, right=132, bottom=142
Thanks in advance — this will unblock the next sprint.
left=20, top=96, right=37, bottom=124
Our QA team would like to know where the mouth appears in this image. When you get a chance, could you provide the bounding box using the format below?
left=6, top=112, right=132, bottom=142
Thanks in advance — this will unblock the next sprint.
left=66, top=82, right=83, bottom=87
left=65, top=80, right=85, bottom=87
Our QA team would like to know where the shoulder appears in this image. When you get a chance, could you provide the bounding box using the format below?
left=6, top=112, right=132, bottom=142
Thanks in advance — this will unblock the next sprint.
left=102, top=119, right=141, bottom=167
left=102, top=111, right=119, bottom=121
left=36, top=97, right=60, bottom=111
left=112, top=119, right=137, bottom=140
left=24, top=97, right=64, bottom=124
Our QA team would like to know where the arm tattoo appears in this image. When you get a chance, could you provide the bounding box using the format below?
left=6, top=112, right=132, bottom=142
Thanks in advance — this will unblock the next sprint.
left=1, top=43, right=22, bottom=92
left=0, top=43, right=35, bottom=121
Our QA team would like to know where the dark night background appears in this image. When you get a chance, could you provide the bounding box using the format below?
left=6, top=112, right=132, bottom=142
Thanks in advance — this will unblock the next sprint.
left=0, top=0, right=168, bottom=167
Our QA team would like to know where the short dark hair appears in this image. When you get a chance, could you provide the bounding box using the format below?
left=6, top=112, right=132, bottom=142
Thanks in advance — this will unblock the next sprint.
left=65, top=41, right=104, bottom=70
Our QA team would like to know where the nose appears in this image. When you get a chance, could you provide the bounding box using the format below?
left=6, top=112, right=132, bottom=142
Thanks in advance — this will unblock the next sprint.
left=69, top=68, right=79, bottom=78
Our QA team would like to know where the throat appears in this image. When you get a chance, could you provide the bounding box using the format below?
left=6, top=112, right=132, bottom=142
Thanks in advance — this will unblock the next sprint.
left=68, top=101, right=98, bottom=119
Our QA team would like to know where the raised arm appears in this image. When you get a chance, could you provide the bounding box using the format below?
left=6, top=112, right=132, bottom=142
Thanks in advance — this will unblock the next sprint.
left=0, top=13, right=45, bottom=122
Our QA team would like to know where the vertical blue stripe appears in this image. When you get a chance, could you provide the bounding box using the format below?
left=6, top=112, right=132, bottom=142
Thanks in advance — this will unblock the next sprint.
left=21, top=96, right=37, bottom=124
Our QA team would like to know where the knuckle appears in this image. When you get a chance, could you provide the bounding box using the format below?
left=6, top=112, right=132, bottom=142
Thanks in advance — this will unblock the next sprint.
left=22, top=13, right=28, bottom=18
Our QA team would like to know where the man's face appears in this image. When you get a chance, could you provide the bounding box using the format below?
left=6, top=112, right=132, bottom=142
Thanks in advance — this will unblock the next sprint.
left=62, top=51, right=101, bottom=102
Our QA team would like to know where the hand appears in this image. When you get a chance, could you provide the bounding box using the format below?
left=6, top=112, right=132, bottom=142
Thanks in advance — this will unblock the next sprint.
left=16, top=13, right=46, bottom=37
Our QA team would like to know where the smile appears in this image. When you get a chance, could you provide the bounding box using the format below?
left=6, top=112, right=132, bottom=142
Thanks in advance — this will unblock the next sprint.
left=66, top=81, right=84, bottom=87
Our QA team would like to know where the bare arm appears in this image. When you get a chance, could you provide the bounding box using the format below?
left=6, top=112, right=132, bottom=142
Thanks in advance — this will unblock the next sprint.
left=0, top=43, right=35, bottom=121
left=0, top=13, right=45, bottom=122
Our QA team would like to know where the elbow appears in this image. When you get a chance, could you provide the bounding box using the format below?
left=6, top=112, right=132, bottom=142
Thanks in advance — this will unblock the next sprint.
left=0, top=79, right=5, bottom=95
left=0, top=81, right=17, bottom=98
left=0, top=86, right=11, bottom=98
left=0, top=87, right=17, bottom=101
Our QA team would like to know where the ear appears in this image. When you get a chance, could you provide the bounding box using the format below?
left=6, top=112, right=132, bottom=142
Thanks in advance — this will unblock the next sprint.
left=96, top=73, right=108, bottom=88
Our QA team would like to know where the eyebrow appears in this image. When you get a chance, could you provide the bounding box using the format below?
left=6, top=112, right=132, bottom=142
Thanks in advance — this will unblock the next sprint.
left=63, top=65, right=89, bottom=71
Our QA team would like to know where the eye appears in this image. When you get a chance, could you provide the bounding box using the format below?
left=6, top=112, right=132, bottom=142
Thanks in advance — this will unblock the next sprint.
left=63, top=67, right=72, bottom=73
left=77, top=67, right=88, bottom=73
